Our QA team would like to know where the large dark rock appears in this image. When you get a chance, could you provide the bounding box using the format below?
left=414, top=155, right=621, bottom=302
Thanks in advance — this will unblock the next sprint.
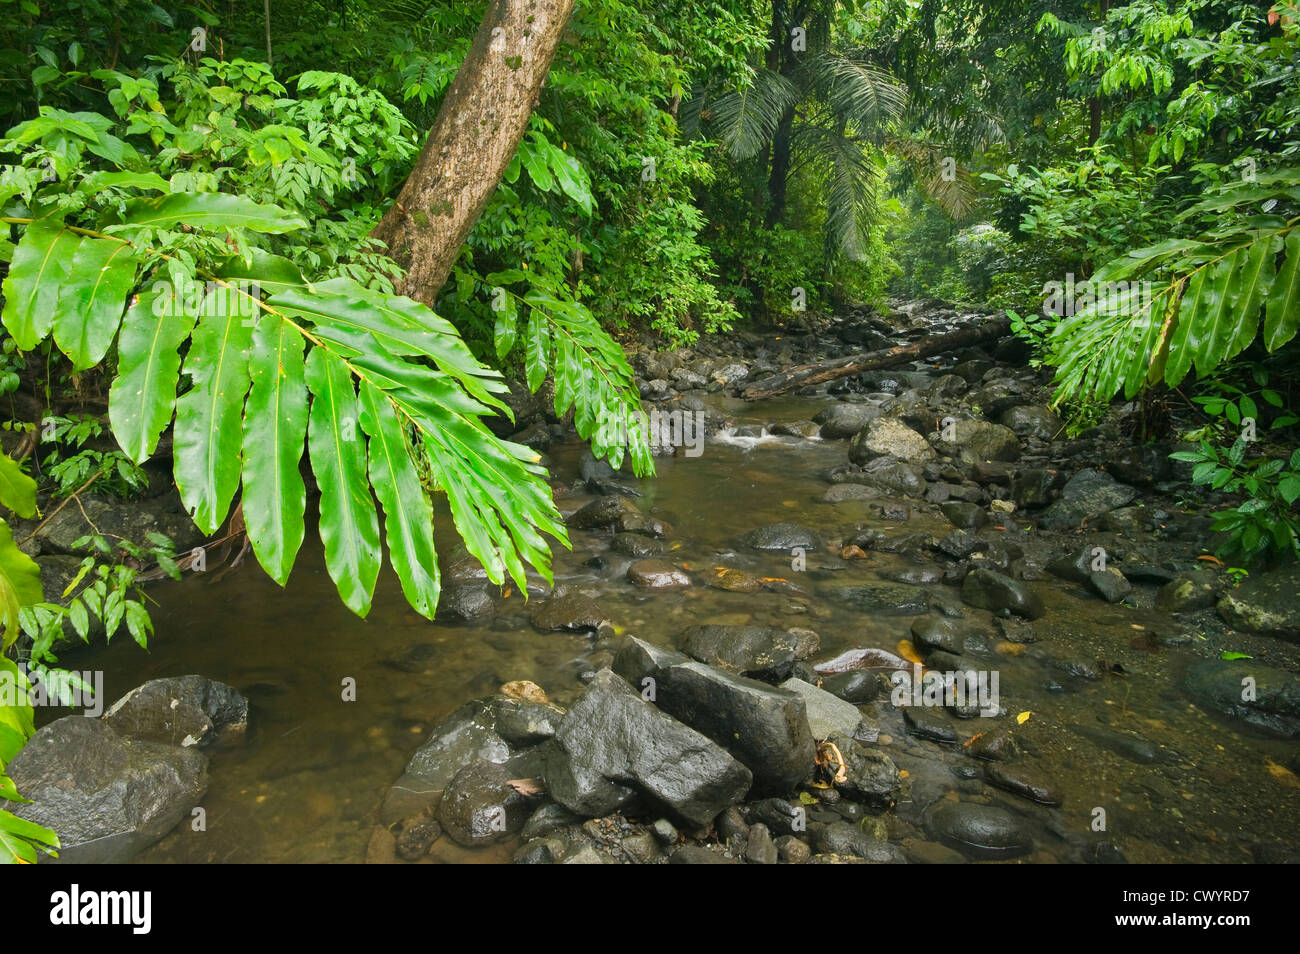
left=627, top=559, right=691, bottom=589
left=814, top=404, right=882, bottom=439
left=8, top=717, right=207, bottom=863
left=679, top=625, right=819, bottom=682
left=1182, top=659, right=1300, bottom=738
left=824, top=732, right=900, bottom=810
left=999, top=406, right=1063, bottom=441
left=567, top=496, right=638, bottom=530
left=961, top=569, right=1046, bottom=620
left=103, top=675, right=248, bottom=748
left=741, top=523, right=821, bottom=552
left=541, top=669, right=753, bottom=826
left=437, top=760, right=539, bottom=847
left=1037, top=469, right=1136, bottom=531
left=387, top=700, right=512, bottom=821
left=437, top=583, right=495, bottom=620
left=1216, top=565, right=1300, bottom=641
left=925, top=801, right=1033, bottom=860
left=530, top=592, right=610, bottom=633
left=613, top=637, right=814, bottom=796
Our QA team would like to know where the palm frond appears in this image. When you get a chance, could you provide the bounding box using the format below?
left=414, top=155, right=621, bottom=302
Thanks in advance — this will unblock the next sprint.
left=707, top=68, right=799, bottom=161
left=885, top=136, right=979, bottom=221
left=796, top=126, right=882, bottom=261
left=806, top=54, right=907, bottom=129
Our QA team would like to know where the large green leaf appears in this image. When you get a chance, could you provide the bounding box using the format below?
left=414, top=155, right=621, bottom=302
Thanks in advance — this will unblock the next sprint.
left=269, top=278, right=507, bottom=411
left=50, top=236, right=138, bottom=371
left=0, top=520, right=41, bottom=650
left=0, top=455, right=36, bottom=519
left=241, top=316, right=308, bottom=586
left=108, top=287, right=197, bottom=463
left=1265, top=230, right=1300, bottom=351
left=114, top=193, right=308, bottom=233
left=357, top=382, right=439, bottom=619
left=0, top=808, right=59, bottom=864
left=305, top=347, right=380, bottom=617
left=173, top=289, right=254, bottom=535
left=0, top=217, right=78, bottom=351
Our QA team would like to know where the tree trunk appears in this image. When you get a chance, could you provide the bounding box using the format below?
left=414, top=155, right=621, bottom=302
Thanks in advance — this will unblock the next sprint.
left=765, top=105, right=795, bottom=228
left=370, top=0, right=576, bottom=305
left=741, top=318, right=1012, bottom=399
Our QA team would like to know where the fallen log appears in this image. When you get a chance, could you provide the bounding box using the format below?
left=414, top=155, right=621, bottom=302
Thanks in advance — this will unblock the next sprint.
left=741, top=318, right=1012, bottom=400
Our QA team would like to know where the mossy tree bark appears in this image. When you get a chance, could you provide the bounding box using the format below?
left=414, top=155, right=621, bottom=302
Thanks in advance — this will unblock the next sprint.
left=371, top=0, right=575, bottom=305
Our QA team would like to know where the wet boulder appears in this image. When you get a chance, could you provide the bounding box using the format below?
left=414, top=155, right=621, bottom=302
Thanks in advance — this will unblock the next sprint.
left=541, top=669, right=753, bottom=826
left=924, top=801, right=1033, bottom=860
left=613, top=637, right=815, bottom=795
left=567, top=496, right=638, bottom=530
left=849, top=418, right=936, bottom=465
left=1215, top=565, right=1300, bottom=641
left=961, top=568, right=1046, bottom=620
left=529, top=592, right=610, bottom=634
left=7, top=717, right=207, bottom=863
left=436, top=582, right=495, bottom=620
left=627, top=559, right=691, bottom=590
left=814, top=404, right=885, bottom=440
left=779, top=677, right=863, bottom=738
left=931, top=419, right=1021, bottom=462
left=1182, top=659, right=1300, bottom=738
left=679, top=624, right=819, bottom=682
left=1037, top=469, right=1136, bottom=531
left=438, top=759, right=541, bottom=847
left=741, top=523, right=821, bottom=552
left=824, top=732, right=901, bottom=810
left=103, top=675, right=248, bottom=748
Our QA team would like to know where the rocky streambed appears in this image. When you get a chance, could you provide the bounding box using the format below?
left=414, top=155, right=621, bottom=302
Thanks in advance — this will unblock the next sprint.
left=17, top=299, right=1300, bottom=864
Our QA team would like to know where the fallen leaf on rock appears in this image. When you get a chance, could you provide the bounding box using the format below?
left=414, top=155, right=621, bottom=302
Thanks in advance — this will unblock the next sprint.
left=506, top=778, right=546, bottom=796
left=896, top=639, right=925, bottom=665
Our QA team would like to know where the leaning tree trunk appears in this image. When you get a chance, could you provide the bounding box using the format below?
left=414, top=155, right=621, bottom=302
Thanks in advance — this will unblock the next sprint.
left=370, top=0, right=576, bottom=305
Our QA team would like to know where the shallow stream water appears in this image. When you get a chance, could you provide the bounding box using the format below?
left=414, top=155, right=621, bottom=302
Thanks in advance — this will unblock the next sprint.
left=53, top=391, right=1300, bottom=864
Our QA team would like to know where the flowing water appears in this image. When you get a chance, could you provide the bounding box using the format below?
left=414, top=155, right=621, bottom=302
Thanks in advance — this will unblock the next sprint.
left=52, top=391, right=1300, bottom=864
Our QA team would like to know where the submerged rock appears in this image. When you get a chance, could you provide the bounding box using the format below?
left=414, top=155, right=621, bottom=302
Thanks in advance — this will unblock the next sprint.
left=925, top=801, right=1033, bottom=860
left=741, top=523, right=822, bottom=552
left=530, top=592, right=610, bottom=633
left=1182, top=659, right=1300, bottom=738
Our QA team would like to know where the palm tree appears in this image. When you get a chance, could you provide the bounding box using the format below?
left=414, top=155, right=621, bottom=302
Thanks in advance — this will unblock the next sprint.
left=684, top=0, right=982, bottom=264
